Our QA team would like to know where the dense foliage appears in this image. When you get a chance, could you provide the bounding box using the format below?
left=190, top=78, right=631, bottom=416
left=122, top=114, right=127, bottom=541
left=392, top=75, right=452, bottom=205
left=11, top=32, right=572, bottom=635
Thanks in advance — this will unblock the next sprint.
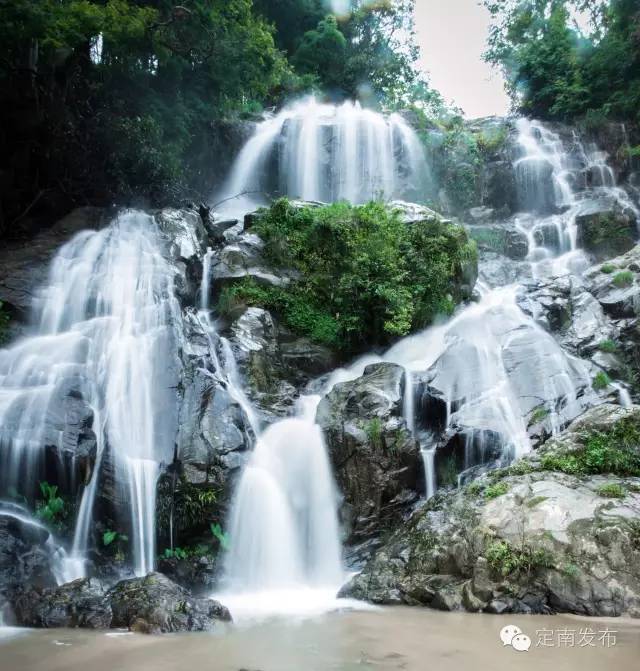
left=219, top=199, right=476, bottom=354
left=0, top=0, right=440, bottom=238
left=484, top=0, right=640, bottom=123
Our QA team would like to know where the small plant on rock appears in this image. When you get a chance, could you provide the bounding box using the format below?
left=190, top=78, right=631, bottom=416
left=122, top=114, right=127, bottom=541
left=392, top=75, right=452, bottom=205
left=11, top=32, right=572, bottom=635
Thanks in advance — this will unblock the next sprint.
left=592, top=371, right=611, bottom=391
left=36, top=481, right=68, bottom=532
left=596, top=483, right=626, bottom=498
left=600, top=263, right=615, bottom=274
left=598, top=339, right=617, bottom=353
left=484, top=482, right=509, bottom=500
left=613, top=270, right=634, bottom=288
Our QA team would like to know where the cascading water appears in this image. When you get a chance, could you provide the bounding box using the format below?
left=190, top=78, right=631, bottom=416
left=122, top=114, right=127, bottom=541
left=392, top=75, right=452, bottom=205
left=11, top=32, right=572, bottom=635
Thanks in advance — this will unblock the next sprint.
left=218, top=392, right=344, bottom=619
left=217, top=97, right=432, bottom=218
left=0, top=211, right=182, bottom=577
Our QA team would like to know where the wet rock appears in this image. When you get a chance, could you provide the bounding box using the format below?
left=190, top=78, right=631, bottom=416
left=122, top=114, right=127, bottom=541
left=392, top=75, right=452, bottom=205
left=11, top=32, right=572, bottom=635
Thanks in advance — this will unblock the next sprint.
left=0, top=207, right=107, bottom=324
left=575, top=200, right=637, bottom=262
left=0, top=516, right=57, bottom=602
left=157, top=555, right=219, bottom=596
left=13, top=578, right=112, bottom=629
left=340, top=404, right=640, bottom=617
left=468, top=224, right=528, bottom=259
left=108, top=572, right=231, bottom=634
left=227, top=307, right=334, bottom=419
left=316, top=363, right=421, bottom=543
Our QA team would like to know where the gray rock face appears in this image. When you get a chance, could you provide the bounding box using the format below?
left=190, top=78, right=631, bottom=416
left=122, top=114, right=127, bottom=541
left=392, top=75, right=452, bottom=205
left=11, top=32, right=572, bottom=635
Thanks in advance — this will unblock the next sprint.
left=575, top=199, right=637, bottom=262
left=0, top=516, right=56, bottom=603
left=468, top=224, right=528, bottom=259
left=340, top=404, right=640, bottom=617
left=227, top=306, right=334, bottom=419
left=13, top=578, right=112, bottom=629
left=108, top=572, right=231, bottom=633
left=0, top=207, right=107, bottom=324
left=316, top=363, right=421, bottom=543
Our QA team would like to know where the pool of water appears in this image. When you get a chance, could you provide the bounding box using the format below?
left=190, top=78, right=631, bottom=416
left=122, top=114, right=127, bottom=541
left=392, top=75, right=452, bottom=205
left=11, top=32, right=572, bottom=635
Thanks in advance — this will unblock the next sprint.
left=1, top=608, right=639, bottom=671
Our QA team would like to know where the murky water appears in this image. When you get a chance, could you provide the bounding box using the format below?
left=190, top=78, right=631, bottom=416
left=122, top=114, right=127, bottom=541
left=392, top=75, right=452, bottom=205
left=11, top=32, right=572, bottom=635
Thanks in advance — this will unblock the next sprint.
left=1, top=608, right=639, bottom=671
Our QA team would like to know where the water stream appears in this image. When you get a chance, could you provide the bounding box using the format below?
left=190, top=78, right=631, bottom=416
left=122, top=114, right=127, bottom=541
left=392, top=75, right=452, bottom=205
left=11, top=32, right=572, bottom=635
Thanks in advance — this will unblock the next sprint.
left=0, top=211, right=183, bottom=577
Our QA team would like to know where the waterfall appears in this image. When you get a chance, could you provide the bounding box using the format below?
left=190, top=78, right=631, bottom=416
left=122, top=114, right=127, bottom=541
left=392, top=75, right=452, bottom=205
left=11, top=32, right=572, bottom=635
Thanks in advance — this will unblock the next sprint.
left=218, top=395, right=344, bottom=619
left=217, top=97, right=432, bottom=217
left=0, top=211, right=182, bottom=577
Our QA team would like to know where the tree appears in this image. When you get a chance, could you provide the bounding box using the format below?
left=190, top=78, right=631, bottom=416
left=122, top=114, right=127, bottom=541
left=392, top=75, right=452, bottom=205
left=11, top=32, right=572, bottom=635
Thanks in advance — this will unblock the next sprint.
left=484, top=0, right=640, bottom=122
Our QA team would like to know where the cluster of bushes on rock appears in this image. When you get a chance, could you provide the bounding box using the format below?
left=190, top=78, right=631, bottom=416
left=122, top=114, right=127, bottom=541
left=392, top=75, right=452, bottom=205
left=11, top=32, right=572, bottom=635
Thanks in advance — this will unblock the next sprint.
left=219, top=199, right=477, bottom=354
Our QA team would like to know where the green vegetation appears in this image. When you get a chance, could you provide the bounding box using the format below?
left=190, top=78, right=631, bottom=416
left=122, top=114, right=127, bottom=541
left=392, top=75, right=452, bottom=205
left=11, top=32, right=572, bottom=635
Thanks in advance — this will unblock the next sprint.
left=437, top=456, right=459, bottom=488
left=596, top=483, right=627, bottom=498
left=540, top=417, right=640, bottom=477
left=210, top=522, right=230, bottom=551
left=102, top=529, right=129, bottom=562
left=484, top=482, right=509, bottom=500
left=601, top=263, right=616, bottom=274
left=598, top=339, right=618, bottom=354
left=484, top=0, right=640, bottom=123
left=465, top=481, right=484, bottom=497
left=35, top=481, right=69, bottom=532
left=220, top=199, right=476, bottom=354
left=0, top=0, right=441, bottom=237
left=0, top=302, right=9, bottom=344
left=529, top=406, right=550, bottom=425
left=613, top=270, right=634, bottom=288
left=365, top=417, right=384, bottom=448
left=485, top=539, right=553, bottom=578
left=527, top=495, right=548, bottom=508
left=592, top=371, right=612, bottom=390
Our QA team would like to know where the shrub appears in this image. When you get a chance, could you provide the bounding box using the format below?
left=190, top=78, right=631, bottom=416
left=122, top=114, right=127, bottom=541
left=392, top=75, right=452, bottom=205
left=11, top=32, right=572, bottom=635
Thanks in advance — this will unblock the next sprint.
left=223, top=199, right=476, bottom=354
left=592, top=371, right=611, bottom=391
left=613, top=270, right=634, bottom=288
left=596, top=483, right=626, bottom=499
left=540, top=417, right=640, bottom=477
left=601, top=263, right=615, bottom=274
left=485, top=539, right=553, bottom=578
left=598, top=339, right=617, bottom=353
left=35, top=481, right=69, bottom=532
left=484, top=482, right=509, bottom=500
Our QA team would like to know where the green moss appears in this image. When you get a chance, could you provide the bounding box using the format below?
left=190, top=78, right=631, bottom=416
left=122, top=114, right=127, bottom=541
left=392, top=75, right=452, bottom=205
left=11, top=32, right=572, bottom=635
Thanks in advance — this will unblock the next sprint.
left=613, top=270, right=634, bottom=288
left=601, top=263, right=615, bottom=274
left=598, top=339, right=617, bottom=353
left=592, top=371, right=612, bottom=390
left=484, top=482, right=509, bottom=500
left=465, top=481, right=483, bottom=496
left=437, top=456, right=459, bottom=488
left=223, top=199, right=476, bottom=354
left=0, top=301, right=9, bottom=344
left=529, top=406, right=550, bottom=425
left=596, top=483, right=627, bottom=498
left=540, top=417, right=640, bottom=477
left=527, top=495, right=548, bottom=508
left=475, top=126, right=508, bottom=154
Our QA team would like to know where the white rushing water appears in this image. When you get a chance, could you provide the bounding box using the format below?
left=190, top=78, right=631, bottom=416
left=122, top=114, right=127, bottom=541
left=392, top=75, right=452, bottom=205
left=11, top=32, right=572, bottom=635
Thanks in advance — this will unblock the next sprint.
left=0, top=211, right=182, bottom=577
left=218, top=393, right=345, bottom=620
left=215, top=113, right=638, bottom=614
left=217, top=97, right=431, bottom=218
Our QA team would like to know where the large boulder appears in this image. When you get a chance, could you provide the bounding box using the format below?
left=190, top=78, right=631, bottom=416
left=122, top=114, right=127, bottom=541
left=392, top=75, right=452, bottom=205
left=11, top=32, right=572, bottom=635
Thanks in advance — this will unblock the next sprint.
left=226, top=306, right=334, bottom=419
left=340, top=404, right=640, bottom=617
left=575, top=199, right=637, bottom=262
left=468, top=224, right=528, bottom=260
left=0, top=514, right=57, bottom=611
left=316, top=363, right=421, bottom=544
left=13, top=578, right=112, bottom=629
left=107, top=572, right=231, bottom=634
